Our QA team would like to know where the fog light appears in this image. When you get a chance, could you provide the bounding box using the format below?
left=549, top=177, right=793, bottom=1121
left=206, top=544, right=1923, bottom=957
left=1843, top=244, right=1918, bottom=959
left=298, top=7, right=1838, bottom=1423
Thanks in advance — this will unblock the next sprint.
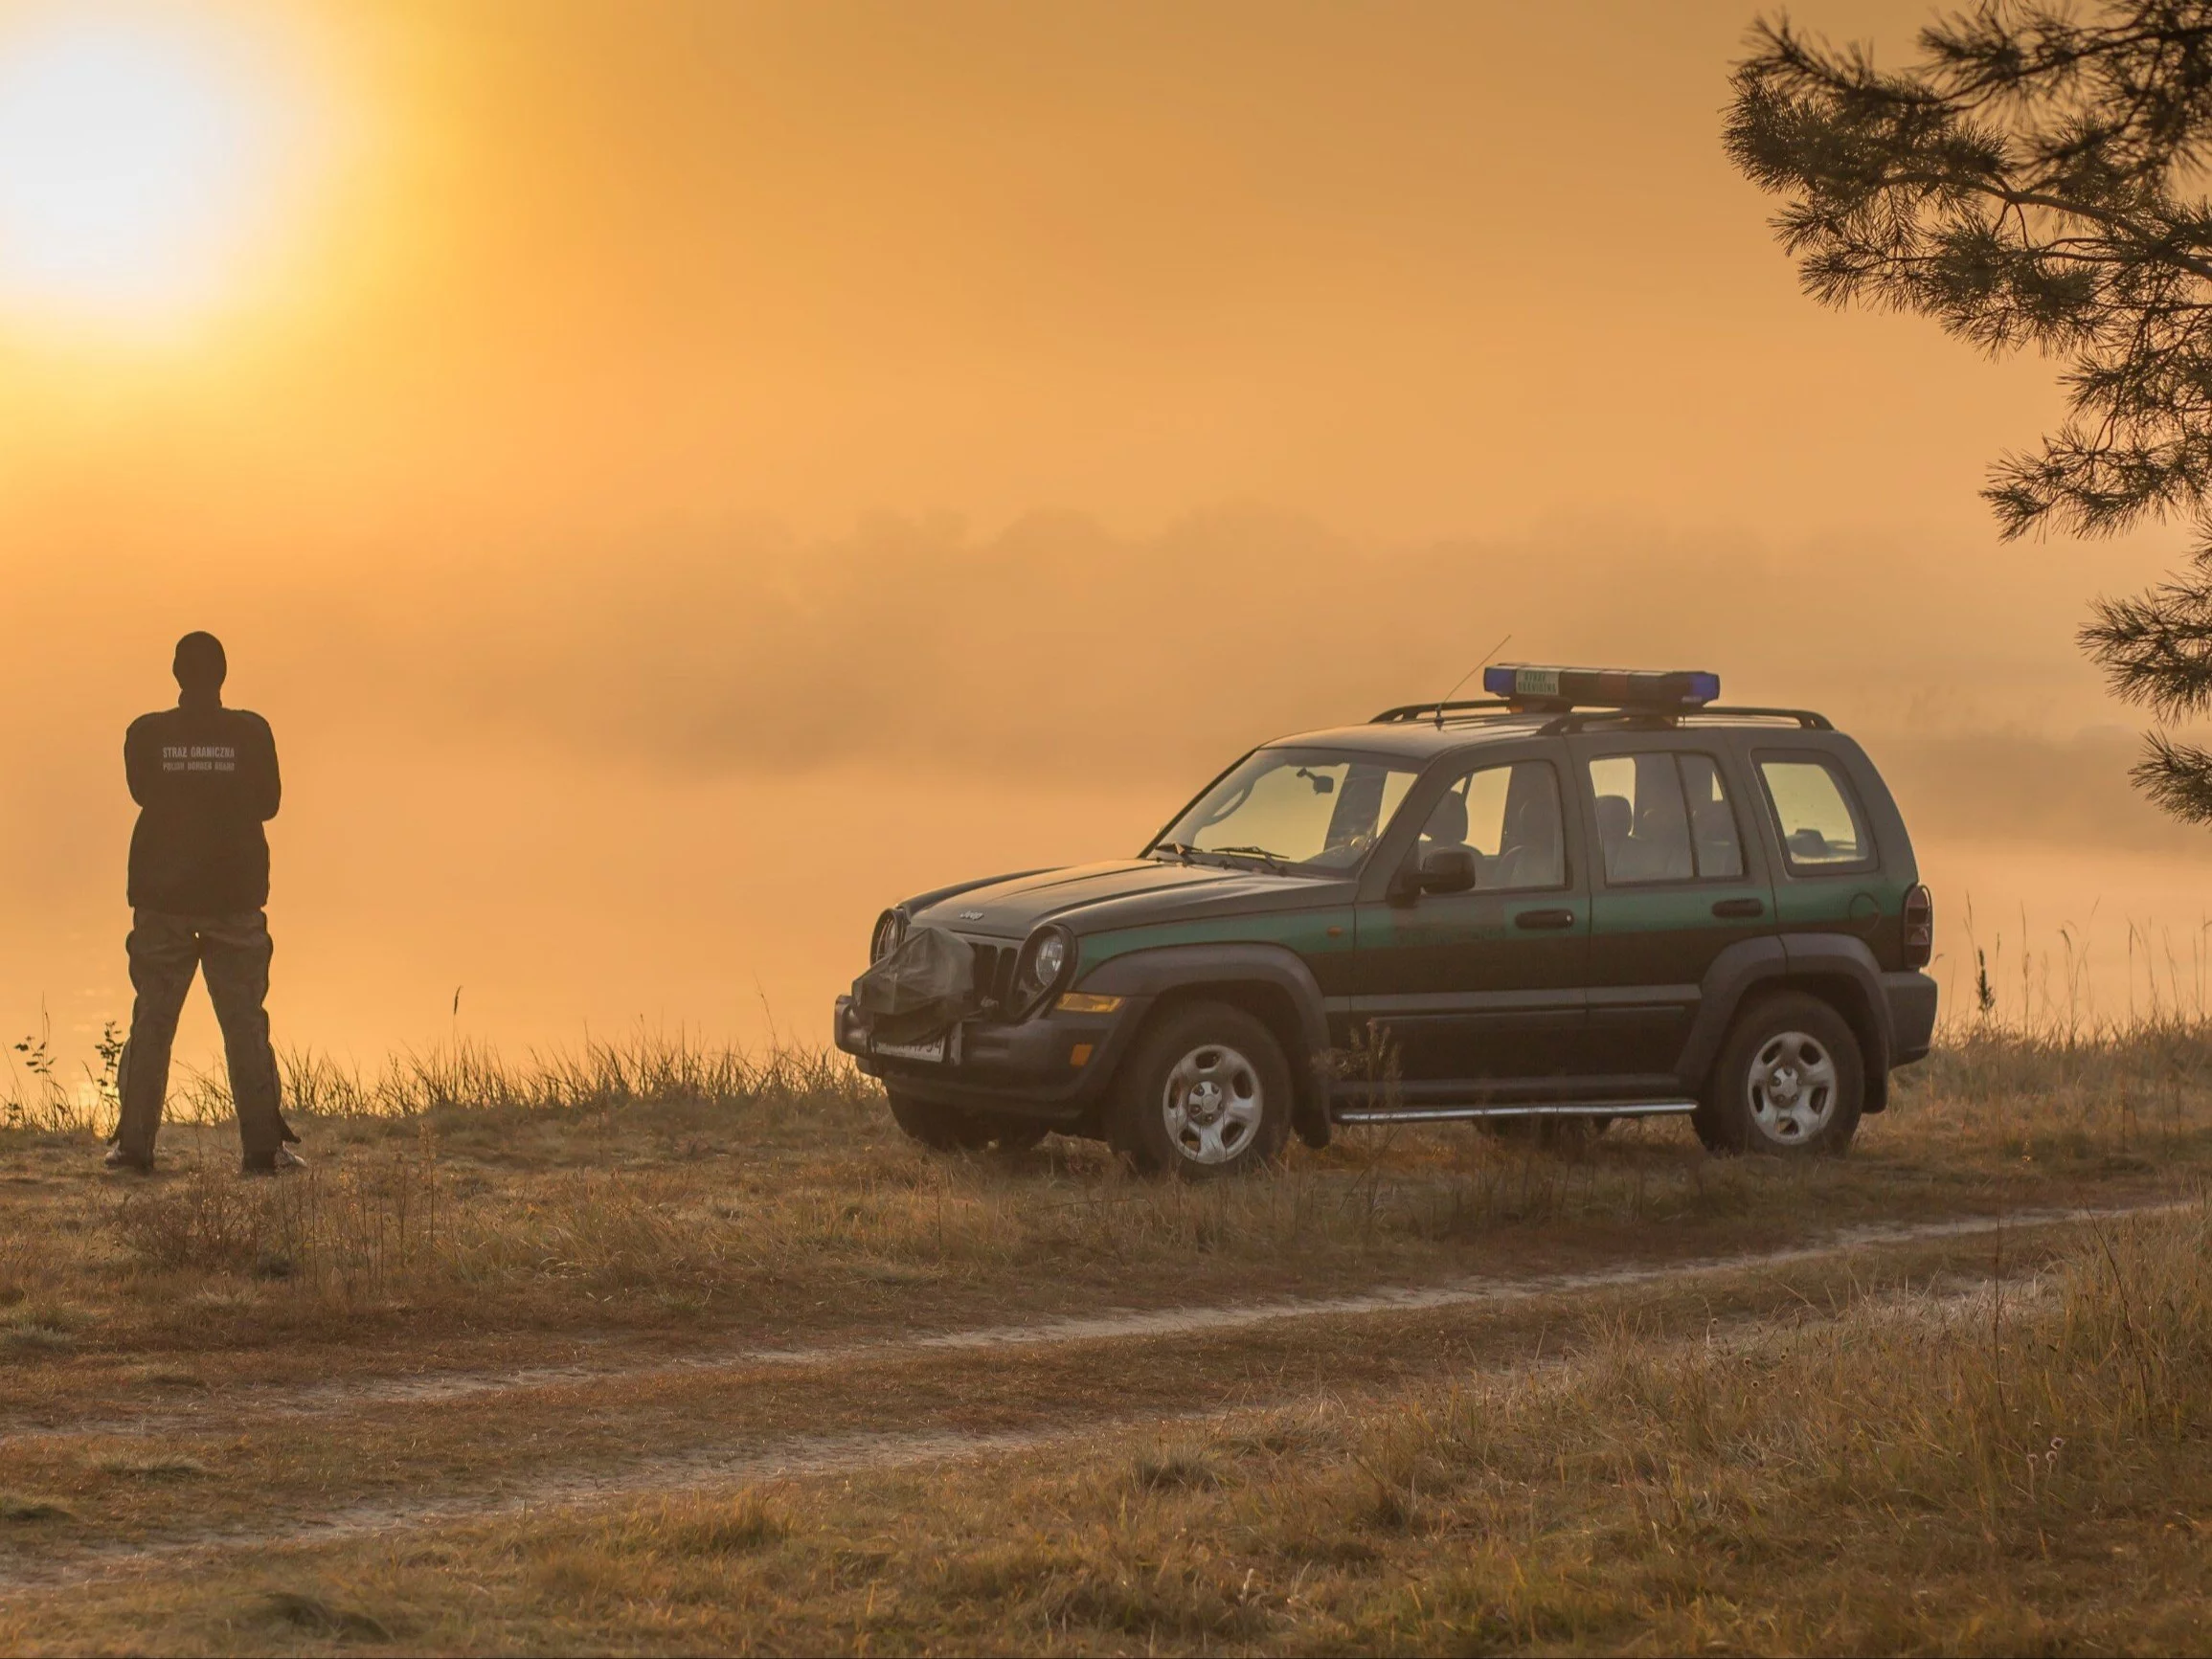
left=1055, top=993, right=1124, bottom=1015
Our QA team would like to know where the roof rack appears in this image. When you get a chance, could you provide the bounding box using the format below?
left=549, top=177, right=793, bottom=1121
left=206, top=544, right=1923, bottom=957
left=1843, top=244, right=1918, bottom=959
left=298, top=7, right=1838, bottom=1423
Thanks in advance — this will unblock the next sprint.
left=1692, top=706, right=1832, bottom=730
left=1369, top=699, right=1832, bottom=731
left=1369, top=698, right=1516, bottom=725
left=1538, top=705, right=1833, bottom=734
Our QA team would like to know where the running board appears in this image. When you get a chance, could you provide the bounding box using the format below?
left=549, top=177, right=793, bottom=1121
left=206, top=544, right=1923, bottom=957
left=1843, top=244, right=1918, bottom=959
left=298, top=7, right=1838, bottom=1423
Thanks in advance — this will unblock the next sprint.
left=1333, top=1099, right=1697, bottom=1125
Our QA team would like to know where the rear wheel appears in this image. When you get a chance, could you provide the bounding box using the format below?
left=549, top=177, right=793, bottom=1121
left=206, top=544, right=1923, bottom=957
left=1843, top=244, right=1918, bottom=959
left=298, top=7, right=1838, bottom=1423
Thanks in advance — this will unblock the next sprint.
left=1694, top=992, right=1862, bottom=1157
left=886, top=1089, right=1049, bottom=1154
left=1109, top=1002, right=1292, bottom=1178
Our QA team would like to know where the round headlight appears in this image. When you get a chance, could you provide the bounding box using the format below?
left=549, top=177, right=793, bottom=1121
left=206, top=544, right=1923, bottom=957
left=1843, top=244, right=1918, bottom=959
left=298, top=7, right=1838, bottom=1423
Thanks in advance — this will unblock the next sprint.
left=869, top=908, right=905, bottom=962
left=1028, top=931, right=1068, bottom=988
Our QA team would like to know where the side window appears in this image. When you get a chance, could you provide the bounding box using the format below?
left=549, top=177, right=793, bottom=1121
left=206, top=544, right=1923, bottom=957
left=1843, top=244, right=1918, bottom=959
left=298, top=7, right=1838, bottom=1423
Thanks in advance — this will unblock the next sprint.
left=1758, top=757, right=1872, bottom=871
left=1420, top=760, right=1566, bottom=891
left=1587, top=751, right=1746, bottom=884
left=1680, top=754, right=1745, bottom=879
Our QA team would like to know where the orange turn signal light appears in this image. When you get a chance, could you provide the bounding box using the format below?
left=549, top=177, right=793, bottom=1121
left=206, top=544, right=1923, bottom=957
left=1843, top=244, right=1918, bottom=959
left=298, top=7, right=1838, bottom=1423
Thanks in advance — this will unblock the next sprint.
left=1069, top=1042, right=1095, bottom=1067
left=1054, top=993, right=1124, bottom=1015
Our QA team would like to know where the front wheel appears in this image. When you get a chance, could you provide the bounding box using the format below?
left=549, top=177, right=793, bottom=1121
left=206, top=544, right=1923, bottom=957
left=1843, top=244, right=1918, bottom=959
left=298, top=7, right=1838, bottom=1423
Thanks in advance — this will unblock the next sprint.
left=1108, top=1002, right=1293, bottom=1178
left=886, top=1089, right=1049, bottom=1154
left=1694, top=992, right=1862, bottom=1157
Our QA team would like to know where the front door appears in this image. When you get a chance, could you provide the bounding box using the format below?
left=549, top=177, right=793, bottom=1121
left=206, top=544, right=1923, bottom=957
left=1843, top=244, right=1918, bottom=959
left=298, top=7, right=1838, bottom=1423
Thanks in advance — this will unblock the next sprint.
left=1352, top=749, right=1589, bottom=1103
left=1570, top=737, right=1775, bottom=1083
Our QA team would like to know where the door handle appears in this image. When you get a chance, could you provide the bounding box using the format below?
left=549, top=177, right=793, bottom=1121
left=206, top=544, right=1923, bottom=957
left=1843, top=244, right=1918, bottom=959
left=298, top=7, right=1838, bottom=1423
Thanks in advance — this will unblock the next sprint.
left=1514, top=908, right=1576, bottom=930
left=1712, top=897, right=1765, bottom=919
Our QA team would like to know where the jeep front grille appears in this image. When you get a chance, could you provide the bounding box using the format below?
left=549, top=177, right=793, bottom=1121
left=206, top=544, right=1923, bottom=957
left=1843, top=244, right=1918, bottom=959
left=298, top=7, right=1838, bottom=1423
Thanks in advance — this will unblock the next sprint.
left=962, top=938, right=1020, bottom=1014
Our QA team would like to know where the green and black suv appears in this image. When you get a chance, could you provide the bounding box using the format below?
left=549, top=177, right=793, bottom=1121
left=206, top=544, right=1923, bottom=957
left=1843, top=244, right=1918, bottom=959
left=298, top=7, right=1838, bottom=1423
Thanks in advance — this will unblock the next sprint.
left=834, top=665, right=1937, bottom=1176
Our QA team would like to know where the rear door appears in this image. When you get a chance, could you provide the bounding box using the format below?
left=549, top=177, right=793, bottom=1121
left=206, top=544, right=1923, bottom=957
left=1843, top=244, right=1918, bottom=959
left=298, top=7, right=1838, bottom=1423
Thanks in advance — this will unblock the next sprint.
left=1569, top=733, right=1775, bottom=1084
left=1750, top=746, right=1895, bottom=941
left=1351, top=741, right=1591, bottom=1099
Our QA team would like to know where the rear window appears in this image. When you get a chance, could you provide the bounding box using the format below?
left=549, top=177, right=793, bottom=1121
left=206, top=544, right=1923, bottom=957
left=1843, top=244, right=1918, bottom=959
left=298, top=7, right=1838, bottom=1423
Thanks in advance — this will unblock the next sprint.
left=1758, top=757, right=1872, bottom=871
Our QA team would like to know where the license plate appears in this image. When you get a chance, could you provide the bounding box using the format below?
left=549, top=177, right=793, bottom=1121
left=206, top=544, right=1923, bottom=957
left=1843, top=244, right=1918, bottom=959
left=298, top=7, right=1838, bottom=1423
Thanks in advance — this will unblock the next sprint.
left=873, top=1033, right=952, bottom=1065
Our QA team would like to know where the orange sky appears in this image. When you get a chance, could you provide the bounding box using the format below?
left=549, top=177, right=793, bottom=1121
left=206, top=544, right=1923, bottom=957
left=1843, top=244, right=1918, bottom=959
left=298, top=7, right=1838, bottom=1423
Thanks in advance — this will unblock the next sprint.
left=4, top=0, right=2210, bottom=1083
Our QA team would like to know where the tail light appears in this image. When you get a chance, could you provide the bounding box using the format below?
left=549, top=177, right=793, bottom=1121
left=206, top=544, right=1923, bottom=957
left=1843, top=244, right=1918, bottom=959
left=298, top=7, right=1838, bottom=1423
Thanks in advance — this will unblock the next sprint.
left=1902, top=884, right=1932, bottom=968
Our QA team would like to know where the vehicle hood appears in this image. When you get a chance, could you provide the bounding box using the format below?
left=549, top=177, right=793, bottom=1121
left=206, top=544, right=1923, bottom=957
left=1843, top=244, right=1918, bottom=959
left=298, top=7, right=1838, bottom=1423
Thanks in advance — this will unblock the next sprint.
left=908, top=860, right=1343, bottom=937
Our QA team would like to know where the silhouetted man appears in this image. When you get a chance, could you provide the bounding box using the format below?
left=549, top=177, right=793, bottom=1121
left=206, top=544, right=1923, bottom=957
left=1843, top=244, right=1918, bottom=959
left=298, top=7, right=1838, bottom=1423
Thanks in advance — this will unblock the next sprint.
left=107, top=633, right=301, bottom=1174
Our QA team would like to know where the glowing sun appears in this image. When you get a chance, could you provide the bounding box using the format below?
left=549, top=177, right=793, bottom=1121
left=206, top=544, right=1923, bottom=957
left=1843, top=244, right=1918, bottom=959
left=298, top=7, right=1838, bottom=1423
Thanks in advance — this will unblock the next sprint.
left=0, top=9, right=303, bottom=327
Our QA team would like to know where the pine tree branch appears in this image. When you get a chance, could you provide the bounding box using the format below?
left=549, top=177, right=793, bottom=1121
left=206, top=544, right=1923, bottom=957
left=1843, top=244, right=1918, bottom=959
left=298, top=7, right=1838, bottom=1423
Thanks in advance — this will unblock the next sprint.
left=2132, top=729, right=2212, bottom=820
left=1732, top=4, right=2212, bottom=826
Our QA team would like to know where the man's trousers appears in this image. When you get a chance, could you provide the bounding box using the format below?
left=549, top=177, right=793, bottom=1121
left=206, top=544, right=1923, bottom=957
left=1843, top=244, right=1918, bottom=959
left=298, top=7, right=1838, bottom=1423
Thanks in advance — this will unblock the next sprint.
left=112, top=908, right=294, bottom=1165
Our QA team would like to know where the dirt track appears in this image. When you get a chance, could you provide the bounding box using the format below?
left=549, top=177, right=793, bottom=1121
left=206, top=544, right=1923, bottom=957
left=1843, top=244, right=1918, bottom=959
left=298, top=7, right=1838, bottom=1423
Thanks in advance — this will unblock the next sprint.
left=0, top=1199, right=2164, bottom=1441
left=0, top=1200, right=2164, bottom=1598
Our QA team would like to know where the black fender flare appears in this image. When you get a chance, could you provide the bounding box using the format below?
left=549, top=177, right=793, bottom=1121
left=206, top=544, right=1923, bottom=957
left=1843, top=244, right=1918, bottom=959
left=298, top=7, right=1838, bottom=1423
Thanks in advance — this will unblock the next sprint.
left=1678, top=933, right=1896, bottom=1110
left=1077, top=943, right=1334, bottom=1146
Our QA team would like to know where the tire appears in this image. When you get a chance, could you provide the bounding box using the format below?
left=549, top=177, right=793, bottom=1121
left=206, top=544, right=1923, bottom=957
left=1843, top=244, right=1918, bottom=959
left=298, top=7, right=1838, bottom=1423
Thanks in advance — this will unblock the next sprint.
left=1108, top=1001, right=1294, bottom=1178
left=886, top=1089, right=1048, bottom=1155
left=1694, top=992, right=1863, bottom=1157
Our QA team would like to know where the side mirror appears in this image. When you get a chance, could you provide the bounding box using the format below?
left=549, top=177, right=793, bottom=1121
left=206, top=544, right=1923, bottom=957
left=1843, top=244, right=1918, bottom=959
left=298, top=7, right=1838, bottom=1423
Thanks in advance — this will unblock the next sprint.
left=1418, top=846, right=1478, bottom=895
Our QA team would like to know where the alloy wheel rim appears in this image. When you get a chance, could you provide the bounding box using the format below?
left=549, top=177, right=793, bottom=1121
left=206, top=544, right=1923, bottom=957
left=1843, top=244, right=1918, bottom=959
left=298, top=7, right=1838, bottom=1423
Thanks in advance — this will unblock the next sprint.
left=1745, top=1029, right=1838, bottom=1143
left=1161, top=1042, right=1263, bottom=1164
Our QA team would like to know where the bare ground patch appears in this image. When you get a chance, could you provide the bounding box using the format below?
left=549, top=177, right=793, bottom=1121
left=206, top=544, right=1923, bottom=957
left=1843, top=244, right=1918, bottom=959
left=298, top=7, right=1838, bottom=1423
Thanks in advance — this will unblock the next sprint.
left=1, top=1028, right=2209, bottom=1650
left=0, top=1199, right=2202, bottom=1654
left=0, top=1212, right=2135, bottom=1597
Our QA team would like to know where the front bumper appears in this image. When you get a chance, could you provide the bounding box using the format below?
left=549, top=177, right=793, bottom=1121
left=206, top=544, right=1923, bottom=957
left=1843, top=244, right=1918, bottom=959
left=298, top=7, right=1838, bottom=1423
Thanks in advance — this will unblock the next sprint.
left=833, top=993, right=1151, bottom=1126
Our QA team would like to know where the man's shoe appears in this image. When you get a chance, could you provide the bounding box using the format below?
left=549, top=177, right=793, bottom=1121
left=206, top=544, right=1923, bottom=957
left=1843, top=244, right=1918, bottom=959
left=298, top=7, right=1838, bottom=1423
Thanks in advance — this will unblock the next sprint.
left=102, top=1144, right=153, bottom=1174
left=241, top=1146, right=307, bottom=1177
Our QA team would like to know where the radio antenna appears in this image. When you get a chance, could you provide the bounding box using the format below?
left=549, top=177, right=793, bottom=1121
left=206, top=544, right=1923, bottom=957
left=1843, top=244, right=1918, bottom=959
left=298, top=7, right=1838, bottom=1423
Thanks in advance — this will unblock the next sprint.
left=1433, top=632, right=1512, bottom=728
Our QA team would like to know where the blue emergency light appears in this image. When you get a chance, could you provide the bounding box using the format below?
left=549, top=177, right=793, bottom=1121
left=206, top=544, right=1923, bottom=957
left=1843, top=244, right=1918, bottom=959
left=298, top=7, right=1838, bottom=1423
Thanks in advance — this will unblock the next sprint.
left=1482, top=663, right=1721, bottom=710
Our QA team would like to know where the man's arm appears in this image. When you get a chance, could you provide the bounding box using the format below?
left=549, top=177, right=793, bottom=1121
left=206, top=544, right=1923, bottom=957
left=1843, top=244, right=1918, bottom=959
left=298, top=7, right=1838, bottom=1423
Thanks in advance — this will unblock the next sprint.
left=124, top=718, right=153, bottom=807
left=252, top=717, right=281, bottom=822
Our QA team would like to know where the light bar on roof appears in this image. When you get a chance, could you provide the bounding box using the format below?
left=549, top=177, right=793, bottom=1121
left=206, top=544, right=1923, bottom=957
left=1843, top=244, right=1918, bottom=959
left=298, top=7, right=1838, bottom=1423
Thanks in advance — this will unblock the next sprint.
left=1482, top=663, right=1721, bottom=709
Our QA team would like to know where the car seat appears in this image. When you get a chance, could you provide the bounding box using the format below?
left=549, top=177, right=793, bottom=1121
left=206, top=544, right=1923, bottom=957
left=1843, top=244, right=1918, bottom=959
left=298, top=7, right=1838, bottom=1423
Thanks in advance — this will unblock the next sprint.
left=1492, top=784, right=1563, bottom=889
left=1623, top=789, right=1693, bottom=883
left=1595, top=794, right=1633, bottom=877
left=1688, top=794, right=1742, bottom=878
left=1418, top=787, right=1482, bottom=886
left=1423, top=788, right=1470, bottom=847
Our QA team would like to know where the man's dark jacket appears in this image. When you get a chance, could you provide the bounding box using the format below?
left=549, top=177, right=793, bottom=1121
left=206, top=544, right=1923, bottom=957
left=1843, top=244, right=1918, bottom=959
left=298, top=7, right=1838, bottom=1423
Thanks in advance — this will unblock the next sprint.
left=124, top=701, right=281, bottom=912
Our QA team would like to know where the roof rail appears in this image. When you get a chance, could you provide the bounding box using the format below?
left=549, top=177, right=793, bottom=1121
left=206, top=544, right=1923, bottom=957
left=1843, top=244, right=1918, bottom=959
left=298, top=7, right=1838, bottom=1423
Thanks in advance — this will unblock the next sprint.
left=1692, top=706, right=1832, bottom=730
left=1538, top=704, right=1833, bottom=734
left=1370, top=698, right=1833, bottom=732
left=1369, top=699, right=1515, bottom=724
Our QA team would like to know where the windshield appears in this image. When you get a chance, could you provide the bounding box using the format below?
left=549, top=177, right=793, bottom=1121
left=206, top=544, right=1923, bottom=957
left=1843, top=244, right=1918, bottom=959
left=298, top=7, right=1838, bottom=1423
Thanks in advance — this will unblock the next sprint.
left=1150, top=748, right=1423, bottom=873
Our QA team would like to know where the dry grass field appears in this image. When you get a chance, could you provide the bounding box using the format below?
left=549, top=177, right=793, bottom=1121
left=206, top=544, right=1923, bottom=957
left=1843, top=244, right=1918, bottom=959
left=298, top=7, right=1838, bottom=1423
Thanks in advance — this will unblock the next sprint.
left=0, top=1020, right=2208, bottom=1654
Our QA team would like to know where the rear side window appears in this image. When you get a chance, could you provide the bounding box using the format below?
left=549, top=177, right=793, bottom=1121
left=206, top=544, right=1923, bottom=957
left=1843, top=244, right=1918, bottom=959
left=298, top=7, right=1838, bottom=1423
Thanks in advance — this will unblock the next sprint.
left=1586, top=752, right=1745, bottom=884
left=1680, top=754, right=1746, bottom=879
left=1758, top=757, right=1872, bottom=871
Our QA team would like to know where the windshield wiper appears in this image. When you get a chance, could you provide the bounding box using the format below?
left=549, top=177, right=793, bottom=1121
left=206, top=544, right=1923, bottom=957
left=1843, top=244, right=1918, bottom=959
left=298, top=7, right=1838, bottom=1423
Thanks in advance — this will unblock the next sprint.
left=1149, top=841, right=1201, bottom=864
left=1208, top=844, right=1295, bottom=874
